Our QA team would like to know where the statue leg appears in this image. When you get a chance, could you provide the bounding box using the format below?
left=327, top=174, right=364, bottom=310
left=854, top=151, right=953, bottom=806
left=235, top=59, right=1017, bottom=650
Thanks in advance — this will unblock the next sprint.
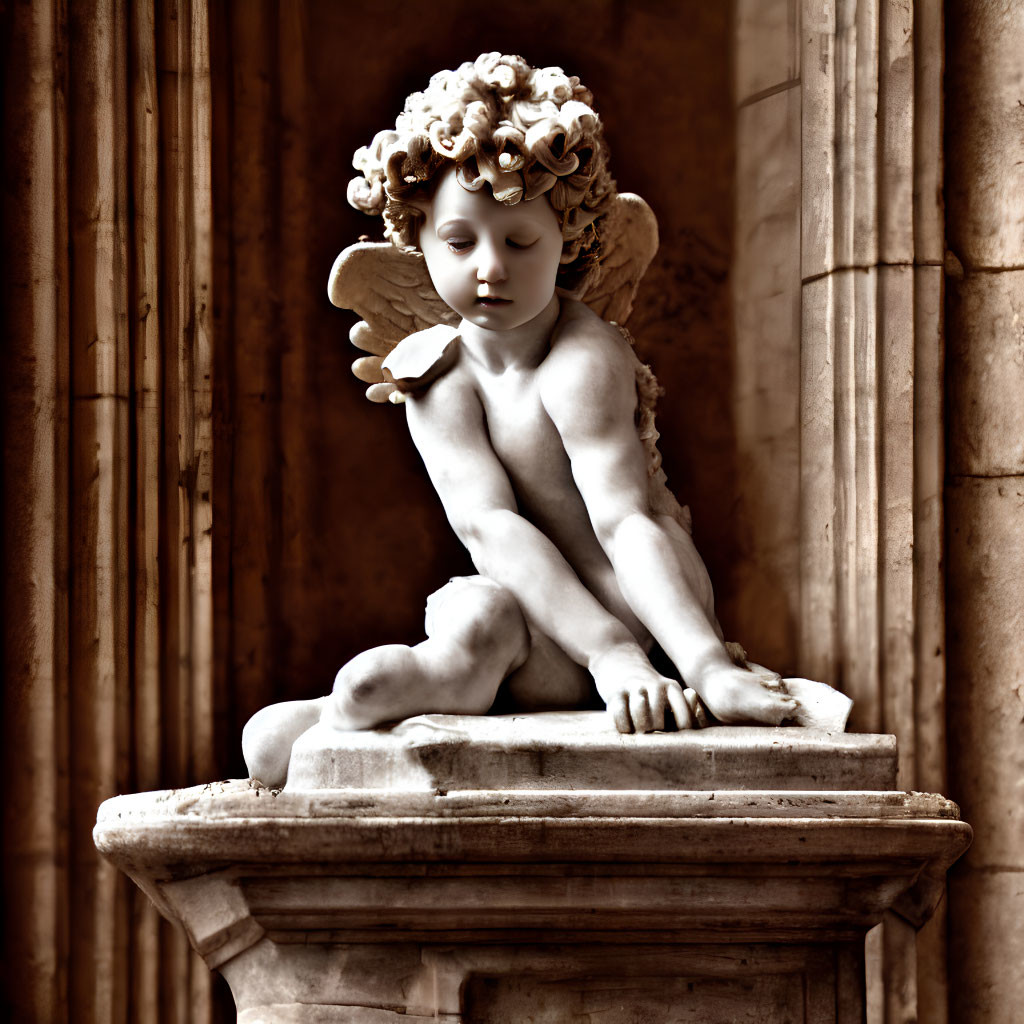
left=323, top=576, right=531, bottom=731
left=244, top=576, right=602, bottom=788
left=499, top=628, right=597, bottom=712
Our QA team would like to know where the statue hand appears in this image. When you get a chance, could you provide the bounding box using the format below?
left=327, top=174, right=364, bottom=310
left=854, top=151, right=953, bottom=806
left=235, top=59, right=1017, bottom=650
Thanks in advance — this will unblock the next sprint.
left=590, top=643, right=693, bottom=733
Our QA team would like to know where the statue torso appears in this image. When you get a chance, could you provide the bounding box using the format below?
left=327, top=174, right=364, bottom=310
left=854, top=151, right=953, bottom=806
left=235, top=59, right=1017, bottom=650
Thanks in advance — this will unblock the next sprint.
left=456, top=335, right=647, bottom=643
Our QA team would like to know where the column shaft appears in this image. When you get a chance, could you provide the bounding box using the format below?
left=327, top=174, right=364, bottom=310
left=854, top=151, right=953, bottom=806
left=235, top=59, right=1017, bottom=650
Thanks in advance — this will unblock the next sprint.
left=945, top=2, right=1024, bottom=1021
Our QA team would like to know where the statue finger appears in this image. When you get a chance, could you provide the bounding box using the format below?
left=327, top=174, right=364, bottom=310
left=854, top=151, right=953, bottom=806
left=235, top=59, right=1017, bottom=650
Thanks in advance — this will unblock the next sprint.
left=366, top=382, right=397, bottom=403
left=647, top=686, right=668, bottom=732
left=682, top=687, right=711, bottom=728
left=666, top=685, right=693, bottom=731
left=629, top=689, right=653, bottom=733
left=609, top=692, right=632, bottom=734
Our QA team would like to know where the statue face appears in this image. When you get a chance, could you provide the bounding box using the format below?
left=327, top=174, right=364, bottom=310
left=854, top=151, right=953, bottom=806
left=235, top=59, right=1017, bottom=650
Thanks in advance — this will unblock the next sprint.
left=419, top=166, right=563, bottom=331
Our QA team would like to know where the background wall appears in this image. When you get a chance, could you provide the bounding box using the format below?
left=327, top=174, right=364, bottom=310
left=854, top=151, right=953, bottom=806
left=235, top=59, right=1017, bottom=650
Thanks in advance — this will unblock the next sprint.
left=733, top=3, right=949, bottom=1020
left=2, top=0, right=221, bottom=1019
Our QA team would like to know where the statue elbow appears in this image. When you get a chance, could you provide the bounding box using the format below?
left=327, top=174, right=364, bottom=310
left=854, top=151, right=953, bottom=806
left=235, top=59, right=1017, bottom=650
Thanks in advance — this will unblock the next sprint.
left=595, top=507, right=654, bottom=559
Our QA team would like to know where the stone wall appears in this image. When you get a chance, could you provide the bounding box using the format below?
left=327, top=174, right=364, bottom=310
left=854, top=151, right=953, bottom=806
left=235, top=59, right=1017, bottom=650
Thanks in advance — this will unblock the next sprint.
left=1, top=0, right=224, bottom=1019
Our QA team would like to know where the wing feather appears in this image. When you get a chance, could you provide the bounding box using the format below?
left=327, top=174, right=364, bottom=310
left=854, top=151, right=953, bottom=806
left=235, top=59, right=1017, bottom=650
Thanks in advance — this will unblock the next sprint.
left=580, top=193, right=659, bottom=327
left=328, top=242, right=457, bottom=360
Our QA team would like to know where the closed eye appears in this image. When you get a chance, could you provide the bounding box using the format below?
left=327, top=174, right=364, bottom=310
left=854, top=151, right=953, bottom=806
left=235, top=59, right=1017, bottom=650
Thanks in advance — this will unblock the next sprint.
left=446, top=239, right=474, bottom=253
left=506, top=238, right=536, bottom=250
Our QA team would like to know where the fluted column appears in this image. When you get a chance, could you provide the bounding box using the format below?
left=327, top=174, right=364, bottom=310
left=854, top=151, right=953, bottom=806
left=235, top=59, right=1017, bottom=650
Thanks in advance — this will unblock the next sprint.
left=1, top=2, right=71, bottom=1018
left=796, top=3, right=948, bottom=1020
left=1, top=1, right=218, bottom=1020
left=945, top=3, right=1024, bottom=1021
left=735, top=2, right=948, bottom=1021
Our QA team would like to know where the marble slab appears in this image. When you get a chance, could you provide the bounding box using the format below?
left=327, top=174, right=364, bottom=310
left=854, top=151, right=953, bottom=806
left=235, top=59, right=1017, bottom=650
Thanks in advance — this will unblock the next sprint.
left=285, top=712, right=896, bottom=792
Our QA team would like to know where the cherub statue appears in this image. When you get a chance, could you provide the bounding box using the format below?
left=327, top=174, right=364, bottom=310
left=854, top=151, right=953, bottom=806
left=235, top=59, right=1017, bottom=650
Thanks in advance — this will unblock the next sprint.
left=243, top=54, right=851, bottom=788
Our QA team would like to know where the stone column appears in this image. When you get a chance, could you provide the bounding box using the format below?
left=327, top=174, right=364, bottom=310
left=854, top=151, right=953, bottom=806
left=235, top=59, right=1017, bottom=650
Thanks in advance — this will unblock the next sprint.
left=945, top=3, right=1024, bottom=1022
left=793, top=3, right=947, bottom=1017
left=0, top=1, right=218, bottom=1019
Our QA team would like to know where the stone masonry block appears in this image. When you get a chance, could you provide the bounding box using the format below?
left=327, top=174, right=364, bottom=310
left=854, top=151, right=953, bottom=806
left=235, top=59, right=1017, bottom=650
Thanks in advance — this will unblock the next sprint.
left=946, top=1, right=1024, bottom=268
left=946, top=476, right=1024, bottom=869
left=947, top=270, right=1024, bottom=477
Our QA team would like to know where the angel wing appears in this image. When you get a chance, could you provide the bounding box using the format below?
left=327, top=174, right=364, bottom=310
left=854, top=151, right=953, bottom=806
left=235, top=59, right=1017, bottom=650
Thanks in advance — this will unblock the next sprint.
left=328, top=242, right=457, bottom=403
left=579, top=193, right=659, bottom=327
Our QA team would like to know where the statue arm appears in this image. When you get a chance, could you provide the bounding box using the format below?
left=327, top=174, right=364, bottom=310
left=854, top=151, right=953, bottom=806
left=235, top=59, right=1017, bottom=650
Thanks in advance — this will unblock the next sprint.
left=540, top=323, right=733, bottom=687
left=404, top=372, right=639, bottom=673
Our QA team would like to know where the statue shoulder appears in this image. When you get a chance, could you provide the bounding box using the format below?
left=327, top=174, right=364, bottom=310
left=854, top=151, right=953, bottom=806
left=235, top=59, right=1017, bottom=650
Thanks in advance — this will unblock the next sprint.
left=542, top=301, right=634, bottom=392
left=381, top=324, right=461, bottom=396
left=540, top=299, right=634, bottom=419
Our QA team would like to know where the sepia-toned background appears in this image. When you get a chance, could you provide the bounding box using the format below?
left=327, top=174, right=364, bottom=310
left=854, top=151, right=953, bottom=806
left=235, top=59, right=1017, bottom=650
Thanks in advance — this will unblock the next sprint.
left=3, top=1, right=1022, bottom=1021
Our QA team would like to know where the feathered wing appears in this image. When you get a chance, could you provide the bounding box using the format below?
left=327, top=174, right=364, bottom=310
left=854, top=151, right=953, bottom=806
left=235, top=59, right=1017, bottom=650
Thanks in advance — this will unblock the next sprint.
left=579, top=193, right=659, bottom=327
left=328, top=242, right=458, bottom=403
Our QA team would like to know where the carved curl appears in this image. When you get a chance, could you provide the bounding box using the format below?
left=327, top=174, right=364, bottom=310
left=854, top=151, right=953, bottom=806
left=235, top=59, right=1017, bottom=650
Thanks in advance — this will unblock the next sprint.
left=347, top=53, right=617, bottom=291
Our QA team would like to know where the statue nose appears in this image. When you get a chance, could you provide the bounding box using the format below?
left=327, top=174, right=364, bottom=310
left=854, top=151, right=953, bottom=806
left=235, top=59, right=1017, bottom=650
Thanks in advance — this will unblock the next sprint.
left=476, top=243, right=508, bottom=283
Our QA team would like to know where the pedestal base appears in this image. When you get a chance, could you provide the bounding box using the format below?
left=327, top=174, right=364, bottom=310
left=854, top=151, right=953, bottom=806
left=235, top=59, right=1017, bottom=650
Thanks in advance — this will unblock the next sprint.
left=95, top=716, right=970, bottom=1022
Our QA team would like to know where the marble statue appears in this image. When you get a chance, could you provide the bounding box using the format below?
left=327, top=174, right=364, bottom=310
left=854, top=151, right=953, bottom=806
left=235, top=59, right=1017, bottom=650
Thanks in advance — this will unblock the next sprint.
left=243, top=53, right=851, bottom=788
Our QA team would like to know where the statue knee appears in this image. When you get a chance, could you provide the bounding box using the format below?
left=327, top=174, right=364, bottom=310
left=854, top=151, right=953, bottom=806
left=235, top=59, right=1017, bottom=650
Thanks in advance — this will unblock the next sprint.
left=331, top=655, right=378, bottom=723
left=329, top=645, right=413, bottom=729
left=468, top=579, right=524, bottom=633
left=425, top=576, right=520, bottom=632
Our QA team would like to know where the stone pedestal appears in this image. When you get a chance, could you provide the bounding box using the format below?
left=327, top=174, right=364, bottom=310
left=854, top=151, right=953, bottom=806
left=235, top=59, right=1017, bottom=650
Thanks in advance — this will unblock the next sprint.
left=95, top=714, right=970, bottom=1023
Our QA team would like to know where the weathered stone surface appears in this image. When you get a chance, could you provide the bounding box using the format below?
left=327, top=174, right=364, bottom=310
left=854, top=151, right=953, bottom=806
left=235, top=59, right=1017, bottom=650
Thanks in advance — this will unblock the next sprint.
left=913, top=2, right=944, bottom=265
left=945, top=9, right=1024, bottom=1020
left=95, top=750, right=969, bottom=1023
left=947, top=270, right=1024, bottom=477
left=946, top=476, right=1024, bottom=869
left=876, top=0, right=915, bottom=266
left=734, top=0, right=799, bottom=104
left=798, top=273, right=837, bottom=683
left=732, top=86, right=801, bottom=669
left=98, top=780, right=963, bottom=827
left=946, top=1, right=1024, bottom=268
left=914, top=898, right=948, bottom=1024
left=878, top=265, right=917, bottom=784
left=948, top=870, right=1024, bottom=1024
left=800, top=1, right=835, bottom=280
left=913, top=266, right=947, bottom=797
left=285, top=713, right=888, bottom=792
left=464, top=963, right=808, bottom=1023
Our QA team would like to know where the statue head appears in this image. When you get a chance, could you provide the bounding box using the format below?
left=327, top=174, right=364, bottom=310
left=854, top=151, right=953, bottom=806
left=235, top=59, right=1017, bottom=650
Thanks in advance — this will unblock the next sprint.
left=346, top=53, right=616, bottom=292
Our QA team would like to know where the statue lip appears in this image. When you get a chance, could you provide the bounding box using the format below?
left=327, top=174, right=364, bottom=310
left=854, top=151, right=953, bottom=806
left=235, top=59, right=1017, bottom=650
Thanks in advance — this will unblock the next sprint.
left=476, top=296, right=512, bottom=306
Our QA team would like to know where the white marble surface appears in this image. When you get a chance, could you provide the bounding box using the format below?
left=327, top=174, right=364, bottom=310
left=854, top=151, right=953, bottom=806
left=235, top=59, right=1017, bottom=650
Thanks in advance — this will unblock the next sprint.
left=95, top=731, right=970, bottom=1023
left=285, top=711, right=887, bottom=792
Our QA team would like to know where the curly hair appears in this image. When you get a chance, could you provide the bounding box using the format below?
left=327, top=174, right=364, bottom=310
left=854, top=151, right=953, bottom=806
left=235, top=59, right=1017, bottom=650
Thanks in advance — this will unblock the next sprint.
left=347, top=53, right=617, bottom=291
